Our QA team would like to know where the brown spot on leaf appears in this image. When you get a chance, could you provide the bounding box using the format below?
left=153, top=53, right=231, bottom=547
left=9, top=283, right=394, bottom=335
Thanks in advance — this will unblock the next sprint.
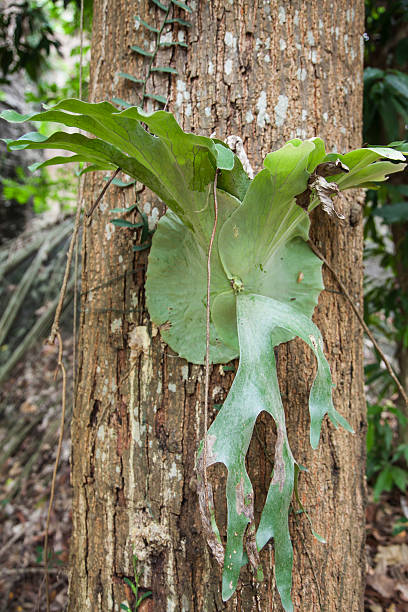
left=235, top=477, right=253, bottom=517
left=196, top=434, right=217, bottom=472
left=196, top=475, right=224, bottom=566
left=235, top=478, right=260, bottom=571
left=271, top=425, right=286, bottom=492
left=245, top=521, right=261, bottom=572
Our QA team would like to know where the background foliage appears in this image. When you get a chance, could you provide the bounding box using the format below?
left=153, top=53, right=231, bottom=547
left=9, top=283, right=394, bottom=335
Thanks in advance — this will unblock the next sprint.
left=0, top=0, right=91, bottom=225
left=364, top=0, right=408, bottom=499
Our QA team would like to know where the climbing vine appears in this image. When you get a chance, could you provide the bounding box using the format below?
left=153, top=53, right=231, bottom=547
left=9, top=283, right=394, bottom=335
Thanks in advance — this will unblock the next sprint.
left=1, top=101, right=407, bottom=611
left=113, top=0, right=192, bottom=109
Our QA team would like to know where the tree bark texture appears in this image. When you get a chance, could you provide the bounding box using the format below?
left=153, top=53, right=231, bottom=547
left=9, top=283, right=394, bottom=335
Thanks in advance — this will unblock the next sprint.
left=69, top=1, right=366, bottom=610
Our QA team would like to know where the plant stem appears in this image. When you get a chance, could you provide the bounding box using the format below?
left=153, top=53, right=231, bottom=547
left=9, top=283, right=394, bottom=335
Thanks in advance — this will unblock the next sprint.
left=203, top=170, right=219, bottom=515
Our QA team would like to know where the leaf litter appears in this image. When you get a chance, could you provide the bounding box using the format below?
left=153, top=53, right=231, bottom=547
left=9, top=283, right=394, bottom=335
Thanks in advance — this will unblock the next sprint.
left=0, top=332, right=73, bottom=611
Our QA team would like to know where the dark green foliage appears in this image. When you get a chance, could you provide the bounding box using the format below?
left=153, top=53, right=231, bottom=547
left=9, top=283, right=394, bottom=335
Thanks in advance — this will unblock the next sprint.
left=0, top=0, right=93, bottom=85
left=367, top=403, right=408, bottom=500
left=0, top=1, right=61, bottom=83
left=364, top=69, right=408, bottom=142
left=364, top=0, right=408, bottom=67
left=393, top=516, right=408, bottom=535
left=119, top=554, right=152, bottom=612
left=364, top=0, right=408, bottom=499
left=364, top=187, right=408, bottom=352
left=1, top=166, right=75, bottom=214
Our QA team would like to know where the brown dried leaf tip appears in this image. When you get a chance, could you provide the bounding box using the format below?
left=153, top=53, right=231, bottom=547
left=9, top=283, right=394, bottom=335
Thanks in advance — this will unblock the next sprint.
left=310, top=175, right=345, bottom=219
left=296, top=158, right=350, bottom=219
left=314, top=158, right=349, bottom=178
left=235, top=478, right=260, bottom=572
left=196, top=436, right=224, bottom=565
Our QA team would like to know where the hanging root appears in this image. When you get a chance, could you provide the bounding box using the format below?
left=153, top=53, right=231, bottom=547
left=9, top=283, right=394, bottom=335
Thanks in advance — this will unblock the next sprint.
left=308, top=239, right=408, bottom=408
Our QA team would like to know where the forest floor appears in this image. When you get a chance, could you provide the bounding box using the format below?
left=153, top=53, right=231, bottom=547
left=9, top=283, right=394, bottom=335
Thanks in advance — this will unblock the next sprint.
left=1, top=334, right=408, bottom=611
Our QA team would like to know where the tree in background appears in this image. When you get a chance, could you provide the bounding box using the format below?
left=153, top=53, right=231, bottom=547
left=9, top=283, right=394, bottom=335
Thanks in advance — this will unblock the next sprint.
left=363, top=0, right=408, bottom=497
left=68, top=1, right=366, bottom=610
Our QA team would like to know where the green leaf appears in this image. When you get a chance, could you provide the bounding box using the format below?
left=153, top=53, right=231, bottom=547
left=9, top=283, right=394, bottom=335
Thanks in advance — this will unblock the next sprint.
left=136, top=592, right=153, bottom=606
left=379, top=98, right=401, bottom=142
left=306, top=137, right=326, bottom=171
left=79, top=163, right=115, bottom=175
left=390, top=466, right=408, bottom=492
left=373, top=202, right=408, bottom=224
left=111, top=219, right=143, bottom=228
left=150, top=66, right=178, bottom=74
left=385, top=71, right=408, bottom=101
left=218, top=140, right=315, bottom=284
left=211, top=235, right=324, bottom=354
left=110, top=203, right=139, bottom=213
left=373, top=466, right=393, bottom=501
left=150, top=0, right=168, bottom=9
left=108, top=177, right=137, bottom=188
left=146, top=196, right=240, bottom=364
left=197, top=292, right=351, bottom=608
left=324, top=147, right=406, bottom=190
left=120, top=604, right=131, bottom=611
left=198, top=293, right=295, bottom=609
left=214, top=143, right=234, bottom=171
left=390, top=94, right=408, bottom=120
left=112, top=97, right=132, bottom=108
left=117, top=71, right=145, bottom=84
left=171, top=0, right=192, bottom=11
left=144, top=93, right=167, bottom=104
left=29, top=155, right=117, bottom=173
left=393, top=518, right=408, bottom=536
left=364, top=67, right=384, bottom=86
left=123, top=577, right=138, bottom=597
left=165, top=17, right=191, bottom=26
left=1, top=100, right=243, bottom=241
left=133, top=242, right=151, bottom=251
left=216, top=148, right=251, bottom=201
left=131, top=45, right=154, bottom=57
left=134, top=16, right=159, bottom=33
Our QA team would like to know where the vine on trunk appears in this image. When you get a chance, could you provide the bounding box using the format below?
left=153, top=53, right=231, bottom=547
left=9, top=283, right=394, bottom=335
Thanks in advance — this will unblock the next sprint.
left=113, top=0, right=192, bottom=109
left=1, top=101, right=407, bottom=611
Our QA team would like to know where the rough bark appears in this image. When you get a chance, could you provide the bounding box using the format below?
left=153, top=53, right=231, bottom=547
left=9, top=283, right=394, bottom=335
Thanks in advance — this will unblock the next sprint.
left=69, top=1, right=366, bottom=610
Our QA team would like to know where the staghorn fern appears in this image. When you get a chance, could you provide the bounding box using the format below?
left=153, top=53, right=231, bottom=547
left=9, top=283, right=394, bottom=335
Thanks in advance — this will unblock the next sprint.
left=1, top=100, right=406, bottom=610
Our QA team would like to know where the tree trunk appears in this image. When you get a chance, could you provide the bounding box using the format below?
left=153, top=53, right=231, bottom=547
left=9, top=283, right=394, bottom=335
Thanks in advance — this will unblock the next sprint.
left=69, top=1, right=366, bottom=610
